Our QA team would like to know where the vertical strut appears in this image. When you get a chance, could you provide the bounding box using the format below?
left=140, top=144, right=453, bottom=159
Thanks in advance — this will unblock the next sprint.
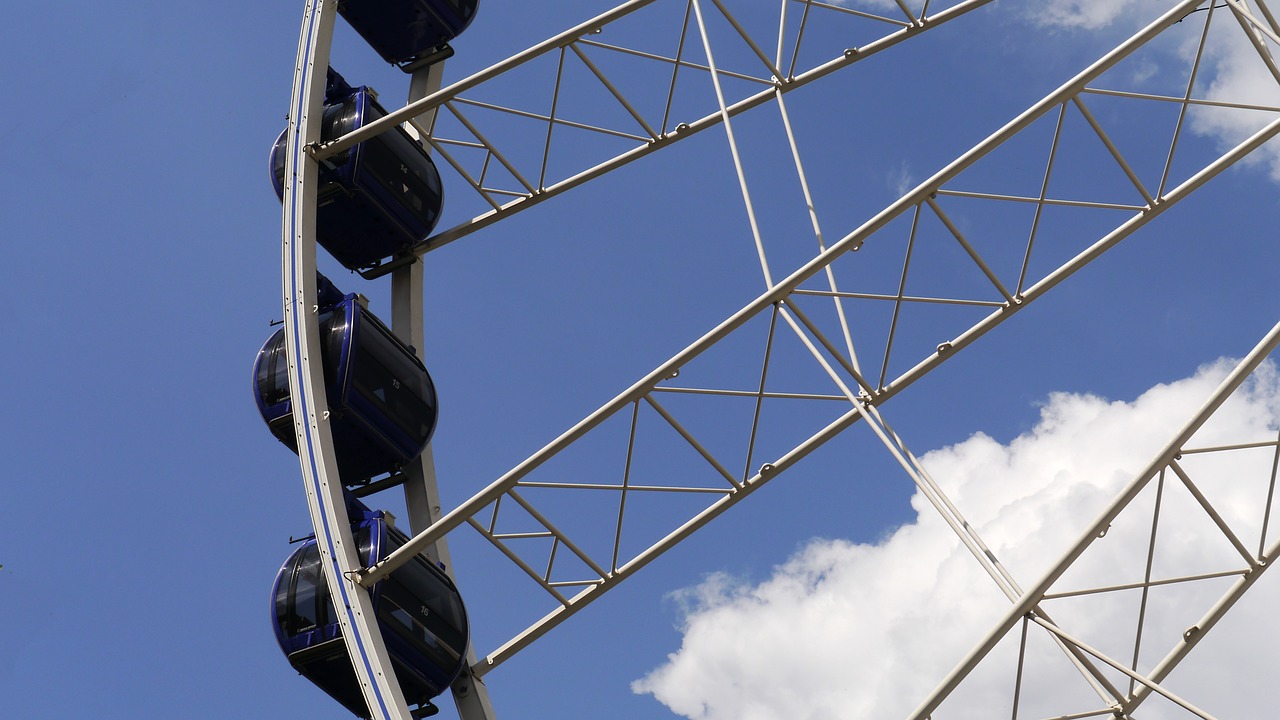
left=397, top=61, right=500, bottom=720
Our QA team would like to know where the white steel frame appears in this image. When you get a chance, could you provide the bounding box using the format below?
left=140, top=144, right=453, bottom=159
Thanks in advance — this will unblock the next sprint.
left=278, top=1, right=1280, bottom=719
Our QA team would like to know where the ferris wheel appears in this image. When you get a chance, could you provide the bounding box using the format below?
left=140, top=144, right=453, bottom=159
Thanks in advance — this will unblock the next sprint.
left=257, top=1, right=1280, bottom=718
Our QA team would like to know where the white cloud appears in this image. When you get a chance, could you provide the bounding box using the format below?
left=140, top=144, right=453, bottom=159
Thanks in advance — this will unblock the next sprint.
left=633, top=360, right=1280, bottom=719
left=834, top=0, right=902, bottom=11
left=1024, top=0, right=1151, bottom=30
left=1189, top=17, right=1280, bottom=179
left=838, top=0, right=1163, bottom=31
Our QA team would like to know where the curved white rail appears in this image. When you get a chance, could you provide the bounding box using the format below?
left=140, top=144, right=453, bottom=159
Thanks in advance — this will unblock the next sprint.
left=280, top=2, right=412, bottom=719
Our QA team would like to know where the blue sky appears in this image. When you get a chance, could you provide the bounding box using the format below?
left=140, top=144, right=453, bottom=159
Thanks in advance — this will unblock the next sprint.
left=2, top=1, right=1278, bottom=719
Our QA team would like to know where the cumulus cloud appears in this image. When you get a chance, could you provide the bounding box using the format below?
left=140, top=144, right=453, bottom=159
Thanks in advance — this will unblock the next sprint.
left=633, top=360, right=1280, bottom=719
left=1189, top=15, right=1280, bottom=179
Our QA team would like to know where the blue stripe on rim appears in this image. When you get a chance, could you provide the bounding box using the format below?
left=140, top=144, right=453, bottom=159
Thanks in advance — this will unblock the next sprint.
left=287, top=2, right=394, bottom=717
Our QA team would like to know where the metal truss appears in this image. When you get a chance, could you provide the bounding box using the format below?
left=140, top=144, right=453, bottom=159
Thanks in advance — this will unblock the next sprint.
left=311, top=0, right=998, bottom=267
left=910, top=320, right=1280, bottom=720
left=282, top=1, right=1003, bottom=716
left=357, top=0, right=1280, bottom=691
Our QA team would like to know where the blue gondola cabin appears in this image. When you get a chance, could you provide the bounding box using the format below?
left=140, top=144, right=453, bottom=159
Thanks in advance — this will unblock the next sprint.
left=339, top=0, right=481, bottom=67
left=272, top=501, right=469, bottom=717
left=253, top=276, right=439, bottom=484
left=271, top=69, right=445, bottom=271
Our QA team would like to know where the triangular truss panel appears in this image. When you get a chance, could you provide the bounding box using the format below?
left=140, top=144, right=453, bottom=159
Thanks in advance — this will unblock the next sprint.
left=318, top=0, right=1003, bottom=254
left=912, top=324, right=1280, bottom=719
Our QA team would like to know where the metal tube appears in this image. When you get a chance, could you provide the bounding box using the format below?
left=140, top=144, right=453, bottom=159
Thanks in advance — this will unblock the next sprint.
left=1041, top=568, right=1250, bottom=600
left=1071, top=96, right=1156, bottom=206
left=786, top=0, right=817, bottom=79
left=538, top=47, right=568, bottom=191
left=442, top=102, right=538, bottom=193
left=573, top=38, right=773, bottom=86
left=419, top=136, right=504, bottom=211
left=741, top=306, right=779, bottom=484
left=448, top=96, right=650, bottom=141
left=880, top=205, right=924, bottom=389
left=1083, top=85, right=1280, bottom=111
left=1259, top=430, right=1280, bottom=558
left=781, top=299, right=877, bottom=396
left=507, top=489, right=612, bottom=579
left=1228, top=0, right=1280, bottom=51
left=643, top=395, right=743, bottom=489
left=1016, top=102, right=1068, bottom=295
left=935, top=188, right=1145, bottom=211
left=466, top=517, right=571, bottom=605
left=925, top=197, right=1015, bottom=303
left=612, top=401, right=642, bottom=573
left=1179, top=438, right=1280, bottom=454
left=1157, top=1, right=1216, bottom=198
left=792, top=287, right=1006, bottom=307
left=1128, top=469, right=1166, bottom=697
left=1028, top=616, right=1220, bottom=720
left=709, top=0, right=787, bottom=81
left=1128, top=531, right=1280, bottom=711
left=691, top=0, right=775, bottom=288
left=652, top=385, right=847, bottom=401
left=774, top=88, right=860, bottom=371
left=1168, top=459, right=1257, bottom=565
left=516, top=481, right=731, bottom=493
left=1251, top=0, right=1280, bottom=37
left=568, top=43, right=660, bottom=138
